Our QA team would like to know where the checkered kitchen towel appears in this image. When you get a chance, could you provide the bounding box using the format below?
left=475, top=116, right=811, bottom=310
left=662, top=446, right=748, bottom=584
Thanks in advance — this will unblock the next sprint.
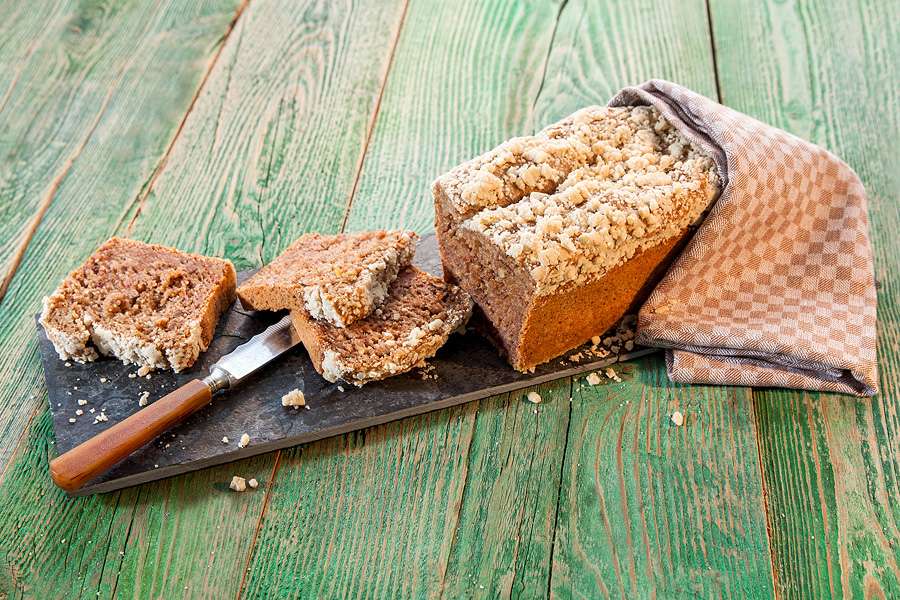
left=609, top=80, right=878, bottom=396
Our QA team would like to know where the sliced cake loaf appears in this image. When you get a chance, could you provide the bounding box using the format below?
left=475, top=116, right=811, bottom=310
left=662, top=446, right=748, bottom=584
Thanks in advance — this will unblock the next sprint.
left=433, top=105, right=720, bottom=371
left=40, top=237, right=236, bottom=372
left=237, top=230, right=417, bottom=327
left=291, top=267, right=472, bottom=386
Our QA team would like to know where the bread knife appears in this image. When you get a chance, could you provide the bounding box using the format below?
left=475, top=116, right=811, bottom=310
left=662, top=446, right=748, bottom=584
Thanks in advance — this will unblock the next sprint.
left=49, top=314, right=300, bottom=493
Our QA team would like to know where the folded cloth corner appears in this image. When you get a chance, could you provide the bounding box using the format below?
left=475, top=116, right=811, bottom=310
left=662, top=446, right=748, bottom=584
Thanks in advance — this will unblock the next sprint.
left=609, top=79, right=878, bottom=397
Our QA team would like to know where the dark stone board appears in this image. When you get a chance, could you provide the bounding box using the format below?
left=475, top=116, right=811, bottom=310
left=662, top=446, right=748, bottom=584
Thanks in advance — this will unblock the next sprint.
left=39, top=234, right=655, bottom=495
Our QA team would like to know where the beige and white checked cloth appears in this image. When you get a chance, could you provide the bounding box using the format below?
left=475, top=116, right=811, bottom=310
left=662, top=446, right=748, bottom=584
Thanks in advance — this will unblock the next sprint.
left=609, top=80, right=878, bottom=396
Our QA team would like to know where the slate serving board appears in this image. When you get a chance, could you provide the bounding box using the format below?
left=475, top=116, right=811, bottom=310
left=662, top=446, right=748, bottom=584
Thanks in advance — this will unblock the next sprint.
left=39, top=234, right=655, bottom=495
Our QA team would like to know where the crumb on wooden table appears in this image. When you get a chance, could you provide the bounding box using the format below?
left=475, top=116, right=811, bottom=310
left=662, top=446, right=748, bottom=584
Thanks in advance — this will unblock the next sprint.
left=248, top=478, right=259, bottom=489
left=671, top=411, right=684, bottom=427
left=526, top=391, right=542, bottom=404
left=229, top=476, right=246, bottom=492
left=586, top=372, right=602, bottom=385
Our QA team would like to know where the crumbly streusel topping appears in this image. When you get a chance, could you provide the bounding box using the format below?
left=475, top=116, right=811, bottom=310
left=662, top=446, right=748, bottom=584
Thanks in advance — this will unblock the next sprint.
left=437, top=106, right=719, bottom=294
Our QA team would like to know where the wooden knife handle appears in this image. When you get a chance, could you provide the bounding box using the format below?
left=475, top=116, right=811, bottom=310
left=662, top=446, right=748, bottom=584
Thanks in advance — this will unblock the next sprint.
left=49, top=378, right=213, bottom=493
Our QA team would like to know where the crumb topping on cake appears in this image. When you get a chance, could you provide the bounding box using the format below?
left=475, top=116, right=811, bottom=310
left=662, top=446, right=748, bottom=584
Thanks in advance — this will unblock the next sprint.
left=293, top=267, right=472, bottom=386
left=237, top=230, right=417, bottom=327
left=436, top=106, right=720, bottom=295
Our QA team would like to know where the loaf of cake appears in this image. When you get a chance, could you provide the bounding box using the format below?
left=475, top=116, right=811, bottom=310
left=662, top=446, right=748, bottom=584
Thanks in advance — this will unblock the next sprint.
left=237, top=230, right=417, bottom=327
left=291, top=267, right=472, bottom=385
left=40, top=237, right=236, bottom=372
left=433, top=105, right=720, bottom=371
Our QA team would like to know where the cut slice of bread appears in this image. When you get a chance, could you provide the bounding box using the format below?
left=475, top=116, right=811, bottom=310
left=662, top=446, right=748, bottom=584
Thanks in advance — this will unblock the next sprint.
left=237, top=230, right=417, bottom=327
left=40, top=237, right=236, bottom=372
left=291, top=266, right=472, bottom=386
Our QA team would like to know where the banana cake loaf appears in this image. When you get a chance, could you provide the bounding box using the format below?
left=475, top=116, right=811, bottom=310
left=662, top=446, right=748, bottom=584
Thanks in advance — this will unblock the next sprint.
left=291, top=266, right=472, bottom=385
left=40, top=237, right=236, bottom=372
left=434, top=105, right=720, bottom=371
left=237, top=230, right=417, bottom=327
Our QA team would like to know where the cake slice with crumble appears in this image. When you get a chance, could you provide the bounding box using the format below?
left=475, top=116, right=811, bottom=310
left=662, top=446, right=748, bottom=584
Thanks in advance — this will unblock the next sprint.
left=434, top=105, right=720, bottom=371
left=237, top=230, right=417, bottom=327
left=291, top=266, right=472, bottom=385
left=40, top=237, right=236, bottom=372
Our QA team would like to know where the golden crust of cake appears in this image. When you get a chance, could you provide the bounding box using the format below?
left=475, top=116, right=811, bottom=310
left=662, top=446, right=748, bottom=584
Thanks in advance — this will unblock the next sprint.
left=237, top=230, right=417, bottom=327
left=292, top=267, right=472, bottom=386
left=39, top=237, right=236, bottom=372
left=435, top=106, right=719, bottom=295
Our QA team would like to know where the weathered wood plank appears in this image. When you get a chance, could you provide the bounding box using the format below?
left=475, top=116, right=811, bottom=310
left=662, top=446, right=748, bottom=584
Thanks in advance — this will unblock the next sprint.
left=526, top=1, right=776, bottom=597
left=342, top=0, right=561, bottom=233
left=243, top=0, right=569, bottom=596
left=435, top=383, right=571, bottom=598
left=552, top=361, right=773, bottom=598
left=0, top=0, right=408, bottom=597
left=0, top=0, right=239, bottom=300
left=0, top=0, right=243, bottom=473
left=710, top=0, right=900, bottom=597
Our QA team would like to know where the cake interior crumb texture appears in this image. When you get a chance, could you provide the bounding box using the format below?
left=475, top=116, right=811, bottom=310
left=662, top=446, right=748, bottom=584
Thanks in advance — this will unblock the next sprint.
left=434, top=105, right=720, bottom=371
left=237, top=230, right=417, bottom=327
left=40, top=237, right=236, bottom=372
left=291, top=266, right=472, bottom=386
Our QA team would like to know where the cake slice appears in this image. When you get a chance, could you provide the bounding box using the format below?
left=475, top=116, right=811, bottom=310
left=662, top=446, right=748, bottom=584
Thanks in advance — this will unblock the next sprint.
left=434, top=105, right=720, bottom=371
left=237, top=230, right=417, bottom=327
left=40, top=237, right=236, bottom=372
left=291, top=267, right=472, bottom=385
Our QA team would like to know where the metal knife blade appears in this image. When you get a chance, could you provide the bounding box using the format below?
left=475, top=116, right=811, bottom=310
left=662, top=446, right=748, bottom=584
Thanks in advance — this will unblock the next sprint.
left=206, top=314, right=301, bottom=391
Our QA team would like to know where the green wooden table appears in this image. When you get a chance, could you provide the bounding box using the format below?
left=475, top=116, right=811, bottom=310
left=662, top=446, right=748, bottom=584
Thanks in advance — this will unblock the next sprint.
left=0, top=1, right=896, bottom=597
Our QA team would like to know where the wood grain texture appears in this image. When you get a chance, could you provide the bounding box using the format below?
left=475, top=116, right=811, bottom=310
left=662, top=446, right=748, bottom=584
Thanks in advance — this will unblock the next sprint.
left=529, top=1, right=775, bottom=597
left=0, top=0, right=239, bottom=299
left=128, top=0, right=409, bottom=267
left=0, top=0, right=407, bottom=597
left=551, top=360, right=773, bottom=598
left=342, top=0, right=561, bottom=233
left=0, top=0, right=242, bottom=474
left=710, top=0, right=900, bottom=597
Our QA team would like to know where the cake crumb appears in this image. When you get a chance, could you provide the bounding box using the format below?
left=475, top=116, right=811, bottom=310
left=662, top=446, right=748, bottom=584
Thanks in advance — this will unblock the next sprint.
left=248, top=478, right=259, bottom=489
left=671, top=411, right=684, bottom=427
left=586, top=372, right=602, bottom=386
left=624, top=340, right=634, bottom=351
left=222, top=436, right=229, bottom=444
left=68, top=417, right=76, bottom=424
left=605, top=367, right=622, bottom=382
left=591, top=336, right=601, bottom=346
left=65, top=362, right=72, bottom=368
left=128, top=373, right=136, bottom=379
left=229, top=476, right=246, bottom=492
left=77, top=399, right=88, bottom=406
left=137, top=366, right=152, bottom=377
left=99, top=377, right=108, bottom=383
left=337, top=385, right=345, bottom=392
left=75, top=409, right=83, bottom=416
left=281, top=389, right=306, bottom=408
left=238, top=433, right=250, bottom=448
left=138, top=391, right=150, bottom=407
left=526, top=391, right=542, bottom=404
left=94, top=412, right=108, bottom=423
